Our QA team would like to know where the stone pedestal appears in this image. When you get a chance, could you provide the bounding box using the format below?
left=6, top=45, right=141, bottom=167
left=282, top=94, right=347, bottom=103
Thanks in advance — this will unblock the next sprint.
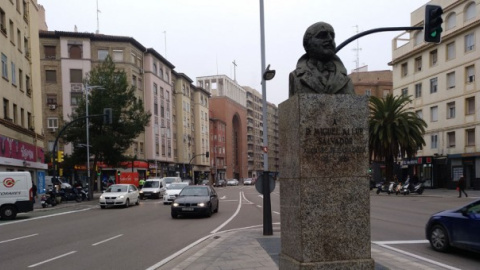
left=279, top=94, right=374, bottom=270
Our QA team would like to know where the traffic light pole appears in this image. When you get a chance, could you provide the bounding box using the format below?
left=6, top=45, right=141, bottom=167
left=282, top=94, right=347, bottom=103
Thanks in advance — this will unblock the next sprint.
left=335, top=26, right=423, bottom=53
left=51, top=114, right=105, bottom=195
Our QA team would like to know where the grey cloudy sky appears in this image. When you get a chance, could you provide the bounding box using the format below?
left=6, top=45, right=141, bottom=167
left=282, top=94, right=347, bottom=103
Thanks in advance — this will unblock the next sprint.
left=38, top=0, right=429, bottom=105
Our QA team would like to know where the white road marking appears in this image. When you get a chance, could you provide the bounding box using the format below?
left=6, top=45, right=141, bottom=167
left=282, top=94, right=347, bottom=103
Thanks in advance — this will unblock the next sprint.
left=273, top=211, right=280, bottom=215
left=220, top=196, right=226, bottom=199
left=0, top=233, right=38, bottom=244
left=374, top=240, right=428, bottom=245
left=256, top=205, right=262, bottom=208
left=372, top=241, right=461, bottom=270
left=92, top=234, right=123, bottom=246
left=28, top=251, right=77, bottom=268
left=0, top=208, right=93, bottom=227
left=210, top=192, right=243, bottom=234
left=241, top=191, right=254, bottom=204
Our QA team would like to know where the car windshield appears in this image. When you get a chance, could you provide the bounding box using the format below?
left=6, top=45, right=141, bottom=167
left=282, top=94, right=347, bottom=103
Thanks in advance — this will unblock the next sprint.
left=180, top=187, right=208, bottom=196
left=143, top=181, right=159, bottom=188
left=106, top=185, right=127, bottom=192
left=164, top=177, right=176, bottom=184
left=167, top=184, right=187, bottom=190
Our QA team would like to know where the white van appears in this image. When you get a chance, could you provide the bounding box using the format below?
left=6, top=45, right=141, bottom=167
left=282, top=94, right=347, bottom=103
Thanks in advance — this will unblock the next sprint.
left=139, top=177, right=181, bottom=199
left=45, top=176, right=71, bottom=191
left=0, top=172, right=34, bottom=220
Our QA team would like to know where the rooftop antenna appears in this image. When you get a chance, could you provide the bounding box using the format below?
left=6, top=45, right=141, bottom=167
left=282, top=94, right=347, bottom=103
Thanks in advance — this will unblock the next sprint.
left=96, top=0, right=101, bottom=34
left=352, top=25, right=362, bottom=72
left=232, top=60, right=237, bottom=81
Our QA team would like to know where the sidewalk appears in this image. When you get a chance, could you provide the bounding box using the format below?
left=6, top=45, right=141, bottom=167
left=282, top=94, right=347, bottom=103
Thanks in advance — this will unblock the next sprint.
left=152, top=188, right=480, bottom=270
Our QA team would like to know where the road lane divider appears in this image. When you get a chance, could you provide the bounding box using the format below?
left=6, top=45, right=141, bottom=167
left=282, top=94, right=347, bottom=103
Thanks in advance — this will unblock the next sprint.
left=92, top=234, right=123, bottom=246
left=210, top=192, right=242, bottom=234
left=0, top=208, right=94, bottom=227
left=0, top=233, right=38, bottom=244
left=28, top=251, right=77, bottom=268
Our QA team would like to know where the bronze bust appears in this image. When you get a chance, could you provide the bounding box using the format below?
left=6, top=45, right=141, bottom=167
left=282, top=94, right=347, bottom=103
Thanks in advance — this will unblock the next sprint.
left=289, top=22, right=354, bottom=96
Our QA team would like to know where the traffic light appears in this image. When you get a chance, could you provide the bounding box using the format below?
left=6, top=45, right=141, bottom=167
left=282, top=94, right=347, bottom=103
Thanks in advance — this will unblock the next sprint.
left=57, top=151, right=64, bottom=163
left=424, top=5, right=443, bottom=43
left=103, top=108, right=112, bottom=124
left=205, top=151, right=209, bottom=158
left=117, top=170, right=121, bottom=176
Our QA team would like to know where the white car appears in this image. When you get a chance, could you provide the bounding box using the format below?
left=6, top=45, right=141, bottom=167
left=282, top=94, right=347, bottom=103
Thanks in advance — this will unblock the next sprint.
left=163, top=182, right=189, bottom=204
left=99, top=184, right=140, bottom=209
left=227, top=179, right=239, bottom=186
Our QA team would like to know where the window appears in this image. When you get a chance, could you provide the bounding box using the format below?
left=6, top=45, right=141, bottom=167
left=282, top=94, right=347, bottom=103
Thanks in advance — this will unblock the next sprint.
left=159, top=67, right=164, bottom=79
left=44, top=45, right=56, bottom=59
left=465, top=33, right=475, bottom=52
left=430, top=77, right=437, bottom=93
left=447, top=72, right=456, bottom=89
left=47, top=117, right=58, bottom=129
left=466, top=65, right=475, bottom=83
left=46, top=94, right=57, bottom=105
left=431, top=134, right=438, bottom=149
left=447, top=102, right=455, bottom=119
left=446, top=13, right=456, bottom=30
left=416, top=110, right=423, bottom=119
left=1, top=53, right=8, bottom=79
left=401, top=88, right=408, bottom=97
left=365, top=89, right=371, bottom=96
left=430, top=106, right=438, bottom=122
left=415, top=57, right=422, bottom=72
left=415, top=83, right=422, bottom=98
left=447, top=42, right=455, bottom=60
left=18, top=69, right=22, bottom=90
left=401, top=63, right=408, bottom=77
left=12, top=104, right=17, bottom=124
left=113, top=50, right=123, bottom=61
left=9, top=20, right=13, bottom=44
left=153, top=63, right=157, bottom=75
left=430, top=49, right=438, bottom=66
left=466, top=129, right=475, bottom=146
left=20, top=108, right=24, bottom=127
left=70, top=92, right=83, bottom=106
left=3, top=98, right=9, bottom=120
left=97, top=49, right=108, bottom=60
left=45, top=70, right=56, bottom=83
left=448, top=132, right=456, bottom=147
left=68, top=44, right=82, bottom=59
left=11, top=62, right=16, bottom=85
left=466, top=97, right=475, bottom=115
left=465, top=2, right=476, bottom=21
left=70, top=69, right=82, bottom=83
left=132, top=75, right=137, bottom=87
left=17, top=29, right=21, bottom=48
left=24, top=37, right=29, bottom=57
left=0, top=9, right=6, bottom=34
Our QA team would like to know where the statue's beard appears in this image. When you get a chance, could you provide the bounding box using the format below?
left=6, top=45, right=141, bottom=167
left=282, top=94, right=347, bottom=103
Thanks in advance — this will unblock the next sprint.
left=307, top=43, right=336, bottom=61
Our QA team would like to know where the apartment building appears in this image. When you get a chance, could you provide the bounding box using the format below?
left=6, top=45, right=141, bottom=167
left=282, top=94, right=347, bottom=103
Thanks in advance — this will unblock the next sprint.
left=267, top=102, right=279, bottom=177
left=244, top=86, right=264, bottom=179
left=391, top=0, right=480, bottom=189
left=350, top=70, right=393, bottom=98
left=172, top=72, right=210, bottom=182
left=143, top=48, right=176, bottom=177
left=0, top=0, right=47, bottom=178
left=209, top=111, right=227, bottom=183
left=198, top=75, right=248, bottom=181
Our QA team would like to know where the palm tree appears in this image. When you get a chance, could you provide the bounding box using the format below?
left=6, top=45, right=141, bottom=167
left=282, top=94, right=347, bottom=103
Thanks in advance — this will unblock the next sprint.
left=369, top=94, right=427, bottom=182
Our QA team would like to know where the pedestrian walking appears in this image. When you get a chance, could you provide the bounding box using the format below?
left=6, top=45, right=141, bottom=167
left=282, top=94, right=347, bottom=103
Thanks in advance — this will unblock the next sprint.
left=32, top=181, right=38, bottom=203
left=457, top=175, right=468, bottom=198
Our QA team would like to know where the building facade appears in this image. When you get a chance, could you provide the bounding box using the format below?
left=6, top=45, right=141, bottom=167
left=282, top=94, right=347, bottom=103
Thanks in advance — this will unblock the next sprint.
left=350, top=70, right=393, bottom=98
left=391, top=0, right=480, bottom=189
left=267, top=102, right=279, bottom=177
left=0, top=0, right=47, bottom=183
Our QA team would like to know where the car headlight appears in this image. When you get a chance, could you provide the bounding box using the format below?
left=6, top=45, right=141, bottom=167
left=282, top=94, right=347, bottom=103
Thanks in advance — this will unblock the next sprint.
left=173, top=202, right=179, bottom=207
left=118, top=195, right=125, bottom=199
left=100, top=195, right=105, bottom=200
left=139, top=190, right=143, bottom=194
left=153, top=190, right=159, bottom=193
left=198, top=202, right=205, bottom=207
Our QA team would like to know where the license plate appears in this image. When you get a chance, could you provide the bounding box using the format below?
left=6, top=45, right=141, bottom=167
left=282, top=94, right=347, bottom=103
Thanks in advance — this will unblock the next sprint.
left=182, top=207, right=194, bottom=211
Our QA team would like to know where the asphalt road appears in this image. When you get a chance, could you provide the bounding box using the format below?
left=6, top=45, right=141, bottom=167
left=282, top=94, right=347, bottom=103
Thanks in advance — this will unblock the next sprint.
left=0, top=185, right=278, bottom=270
left=1, top=185, right=479, bottom=269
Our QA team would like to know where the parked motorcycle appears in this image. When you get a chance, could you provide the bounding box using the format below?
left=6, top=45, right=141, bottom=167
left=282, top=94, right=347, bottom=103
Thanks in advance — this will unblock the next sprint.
left=58, top=188, right=82, bottom=203
left=376, top=182, right=390, bottom=194
left=388, top=182, right=401, bottom=195
left=402, top=181, right=425, bottom=195
left=40, top=189, right=57, bottom=208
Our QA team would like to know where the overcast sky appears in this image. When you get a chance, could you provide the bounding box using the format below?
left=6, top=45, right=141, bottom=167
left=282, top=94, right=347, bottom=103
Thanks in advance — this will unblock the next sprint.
left=38, top=0, right=429, bottom=105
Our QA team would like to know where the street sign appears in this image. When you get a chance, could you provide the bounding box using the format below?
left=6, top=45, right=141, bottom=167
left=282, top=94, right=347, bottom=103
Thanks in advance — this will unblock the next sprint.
left=255, top=174, right=275, bottom=194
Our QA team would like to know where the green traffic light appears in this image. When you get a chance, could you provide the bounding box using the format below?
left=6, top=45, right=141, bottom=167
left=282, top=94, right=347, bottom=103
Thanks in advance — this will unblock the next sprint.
left=431, top=32, right=437, bottom=37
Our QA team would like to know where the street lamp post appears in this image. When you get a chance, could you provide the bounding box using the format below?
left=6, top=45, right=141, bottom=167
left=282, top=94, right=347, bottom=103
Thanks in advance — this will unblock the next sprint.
left=85, top=83, right=103, bottom=193
left=259, top=0, right=275, bottom=236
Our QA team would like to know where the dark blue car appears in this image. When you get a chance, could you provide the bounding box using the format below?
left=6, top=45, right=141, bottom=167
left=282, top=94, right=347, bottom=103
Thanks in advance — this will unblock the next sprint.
left=426, top=199, right=480, bottom=253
